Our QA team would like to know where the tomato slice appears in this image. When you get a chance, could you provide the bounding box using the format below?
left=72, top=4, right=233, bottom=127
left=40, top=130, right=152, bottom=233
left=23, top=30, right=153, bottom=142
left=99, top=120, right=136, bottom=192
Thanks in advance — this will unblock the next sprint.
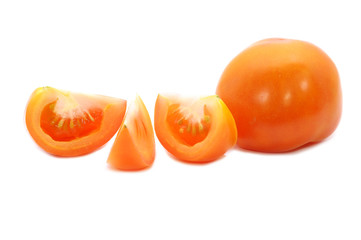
left=154, top=94, right=237, bottom=163
left=107, top=95, right=155, bottom=170
left=26, top=87, right=127, bottom=157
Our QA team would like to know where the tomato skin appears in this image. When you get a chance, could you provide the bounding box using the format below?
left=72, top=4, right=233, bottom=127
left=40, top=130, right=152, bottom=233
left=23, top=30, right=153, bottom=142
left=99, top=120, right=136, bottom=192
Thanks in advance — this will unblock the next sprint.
left=216, top=38, right=342, bottom=152
left=107, top=95, right=155, bottom=171
left=26, top=87, right=127, bottom=157
left=154, top=94, right=237, bottom=163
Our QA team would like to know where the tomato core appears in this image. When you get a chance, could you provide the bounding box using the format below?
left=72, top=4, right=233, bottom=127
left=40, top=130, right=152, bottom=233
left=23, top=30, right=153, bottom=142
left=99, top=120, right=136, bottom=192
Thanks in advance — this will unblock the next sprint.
left=40, top=100, right=103, bottom=141
left=166, top=104, right=211, bottom=146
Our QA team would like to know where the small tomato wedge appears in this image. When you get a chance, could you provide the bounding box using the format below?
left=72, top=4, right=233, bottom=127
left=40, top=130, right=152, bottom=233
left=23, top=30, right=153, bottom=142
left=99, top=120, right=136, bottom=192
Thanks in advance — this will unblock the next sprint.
left=107, top=95, right=155, bottom=171
left=26, top=87, right=126, bottom=157
left=154, top=94, right=237, bottom=163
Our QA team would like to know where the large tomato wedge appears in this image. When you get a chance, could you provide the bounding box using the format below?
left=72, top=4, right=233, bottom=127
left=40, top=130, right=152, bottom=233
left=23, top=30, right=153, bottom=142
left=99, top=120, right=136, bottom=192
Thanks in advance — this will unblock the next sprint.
left=26, top=87, right=127, bottom=157
left=216, top=38, right=342, bottom=152
left=107, top=95, right=155, bottom=171
left=154, top=94, right=237, bottom=163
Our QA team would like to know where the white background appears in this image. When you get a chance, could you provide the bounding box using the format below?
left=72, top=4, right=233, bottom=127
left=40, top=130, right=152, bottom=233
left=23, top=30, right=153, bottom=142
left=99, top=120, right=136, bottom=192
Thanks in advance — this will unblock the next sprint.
left=1, top=0, right=360, bottom=239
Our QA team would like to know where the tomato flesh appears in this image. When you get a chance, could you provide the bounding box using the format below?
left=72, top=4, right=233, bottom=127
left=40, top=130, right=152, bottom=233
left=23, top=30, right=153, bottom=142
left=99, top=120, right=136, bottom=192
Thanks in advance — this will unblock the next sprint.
left=40, top=101, right=103, bottom=141
left=166, top=103, right=211, bottom=146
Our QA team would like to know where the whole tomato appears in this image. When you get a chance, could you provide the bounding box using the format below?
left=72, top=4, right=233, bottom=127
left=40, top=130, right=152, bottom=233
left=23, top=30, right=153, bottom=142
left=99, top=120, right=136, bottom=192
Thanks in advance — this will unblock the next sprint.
left=216, top=38, right=342, bottom=152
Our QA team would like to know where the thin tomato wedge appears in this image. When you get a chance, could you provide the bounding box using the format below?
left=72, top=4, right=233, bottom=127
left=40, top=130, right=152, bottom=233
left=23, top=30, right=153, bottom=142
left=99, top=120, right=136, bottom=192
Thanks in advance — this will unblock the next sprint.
left=107, top=95, right=155, bottom=171
left=26, top=87, right=127, bottom=157
left=154, top=94, right=237, bottom=163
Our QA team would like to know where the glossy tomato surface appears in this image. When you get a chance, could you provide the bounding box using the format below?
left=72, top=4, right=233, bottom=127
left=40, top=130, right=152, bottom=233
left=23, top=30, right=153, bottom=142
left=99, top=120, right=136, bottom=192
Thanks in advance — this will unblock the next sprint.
left=107, top=95, right=155, bottom=171
left=216, top=38, right=342, bottom=152
left=154, top=94, right=237, bottom=163
left=26, top=87, right=127, bottom=156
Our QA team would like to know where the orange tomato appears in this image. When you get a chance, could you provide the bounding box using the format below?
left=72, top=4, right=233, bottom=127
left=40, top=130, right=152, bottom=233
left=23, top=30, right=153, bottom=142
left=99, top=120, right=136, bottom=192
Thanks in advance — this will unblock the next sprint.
left=154, top=94, right=237, bottom=163
left=107, top=95, right=155, bottom=171
left=216, top=38, right=342, bottom=152
left=26, top=87, right=126, bottom=156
